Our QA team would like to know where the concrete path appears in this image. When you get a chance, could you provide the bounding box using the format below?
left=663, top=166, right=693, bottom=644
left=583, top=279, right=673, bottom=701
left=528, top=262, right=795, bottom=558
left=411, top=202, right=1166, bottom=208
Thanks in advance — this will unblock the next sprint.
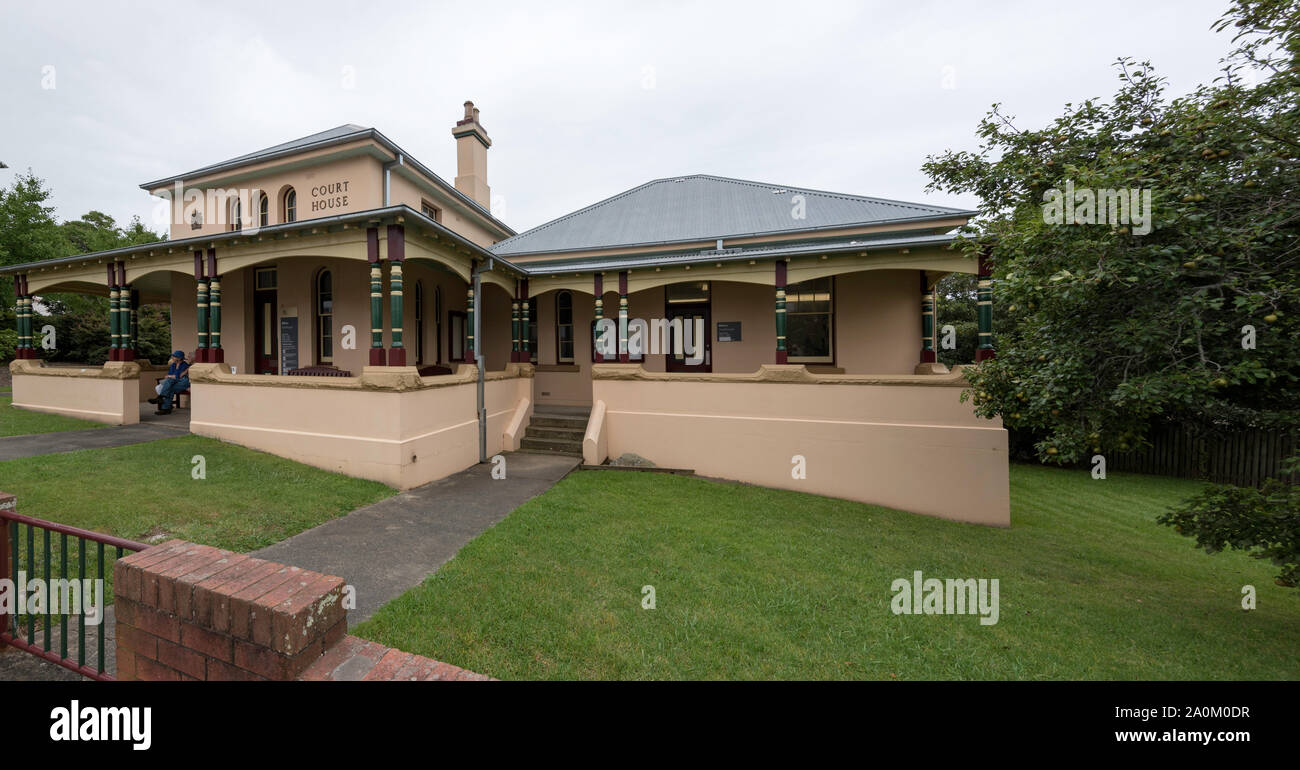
left=254, top=452, right=580, bottom=624
left=0, top=404, right=190, bottom=462
left=0, top=605, right=117, bottom=681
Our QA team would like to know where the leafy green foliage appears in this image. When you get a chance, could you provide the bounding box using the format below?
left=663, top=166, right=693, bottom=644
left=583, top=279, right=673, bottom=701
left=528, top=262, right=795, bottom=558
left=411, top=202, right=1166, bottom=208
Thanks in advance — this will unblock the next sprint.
left=1158, top=457, right=1300, bottom=588
left=0, top=171, right=169, bottom=363
left=923, top=0, right=1300, bottom=464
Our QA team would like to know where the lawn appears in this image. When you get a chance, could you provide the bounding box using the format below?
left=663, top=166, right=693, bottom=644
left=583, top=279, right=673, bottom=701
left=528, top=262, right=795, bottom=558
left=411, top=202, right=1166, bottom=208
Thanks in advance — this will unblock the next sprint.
left=352, top=465, right=1300, bottom=680
left=1, top=395, right=106, bottom=437
left=0, top=435, right=395, bottom=552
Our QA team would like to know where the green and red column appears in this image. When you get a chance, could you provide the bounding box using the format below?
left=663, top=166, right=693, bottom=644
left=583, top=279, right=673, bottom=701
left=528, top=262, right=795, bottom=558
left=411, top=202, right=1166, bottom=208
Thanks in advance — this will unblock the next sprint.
left=387, top=225, right=406, bottom=366
left=465, top=277, right=476, bottom=364
left=510, top=280, right=521, bottom=363
left=520, top=278, right=530, bottom=363
left=14, top=273, right=34, bottom=359
left=193, top=250, right=209, bottom=362
left=617, top=271, right=629, bottom=363
left=775, top=260, right=788, bottom=364
left=116, top=262, right=134, bottom=361
left=920, top=272, right=937, bottom=364
left=976, top=250, right=996, bottom=362
left=207, top=248, right=222, bottom=363
left=593, top=273, right=605, bottom=363
left=367, top=227, right=385, bottom=366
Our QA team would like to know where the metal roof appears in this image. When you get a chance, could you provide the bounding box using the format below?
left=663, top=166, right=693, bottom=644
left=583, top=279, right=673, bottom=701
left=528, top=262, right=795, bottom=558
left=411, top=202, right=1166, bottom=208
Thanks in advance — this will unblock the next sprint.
left=489, top=174, right=974, bottom=257
left=521, top=231, right=966, bottom=275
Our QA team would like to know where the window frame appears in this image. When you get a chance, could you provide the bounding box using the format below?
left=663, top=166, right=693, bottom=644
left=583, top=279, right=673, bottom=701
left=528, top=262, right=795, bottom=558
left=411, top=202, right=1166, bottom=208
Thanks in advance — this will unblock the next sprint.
left=258, top=192, right=269, bottom=227
left=283, top=188, right=297, bottom=223
left=555, top=290, right=575, bottom=364
left=785, top=276, right=835, bottom=364
left=315, top=268, right=334, bottom=365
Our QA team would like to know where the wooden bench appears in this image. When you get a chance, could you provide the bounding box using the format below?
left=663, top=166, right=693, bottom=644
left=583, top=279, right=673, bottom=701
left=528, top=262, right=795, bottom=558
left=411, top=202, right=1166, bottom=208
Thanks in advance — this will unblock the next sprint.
left=154, top=378, right=190, bottom=409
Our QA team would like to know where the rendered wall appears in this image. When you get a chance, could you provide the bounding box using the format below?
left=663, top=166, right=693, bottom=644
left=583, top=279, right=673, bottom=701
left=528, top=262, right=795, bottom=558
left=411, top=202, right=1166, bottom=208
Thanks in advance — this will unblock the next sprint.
left=187, top=363, right=533, bottom=490
left=9, top=360, right=140, bottom=425
left=589, top=365, right=1009, bottom=526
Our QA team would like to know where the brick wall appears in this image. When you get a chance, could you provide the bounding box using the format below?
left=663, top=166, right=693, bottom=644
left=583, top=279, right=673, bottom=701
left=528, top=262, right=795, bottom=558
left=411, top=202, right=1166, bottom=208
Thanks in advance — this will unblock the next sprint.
left=114, top=539, right=492, bottom=681
left=114, top=540, right=347, bottom=681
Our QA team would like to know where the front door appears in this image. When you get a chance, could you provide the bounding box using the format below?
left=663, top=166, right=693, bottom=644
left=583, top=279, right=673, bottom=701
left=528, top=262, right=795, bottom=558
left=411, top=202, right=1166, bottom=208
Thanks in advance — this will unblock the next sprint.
left=254, top=288, right=278, bottom=374
left=665, top=303, right=711, bottom=372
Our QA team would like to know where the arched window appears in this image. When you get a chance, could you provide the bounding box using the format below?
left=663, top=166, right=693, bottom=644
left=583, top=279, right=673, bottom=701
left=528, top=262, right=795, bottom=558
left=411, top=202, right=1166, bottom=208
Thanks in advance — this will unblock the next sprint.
left=414, top=280, right=425, bottom=365
left=316, top=269, right=333, bottom=364
left=283, top=188, right=297, bottom=223
left=229, top=198, right=241, bottom=231
left=258, top=193, right=269, bottom=227
left=556, top=290, right=574, bottom=364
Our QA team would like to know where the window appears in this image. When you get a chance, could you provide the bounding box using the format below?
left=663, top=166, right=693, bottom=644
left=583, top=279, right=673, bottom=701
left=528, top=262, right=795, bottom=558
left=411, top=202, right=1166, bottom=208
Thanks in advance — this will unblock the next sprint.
left=229, top=198, right=241, bottom=231
left=283, top=188, right=297, bottom=223
left=556, top=291, right=574, bottom=363
left=258, top=193, right=269, bottom=227
left=666, top=281, right=710, bottom=304
left=414, top=280, right=425, bottom=365
left=316, top=269, right=333, bottom=364
left=786, top=277, right=833, bottom=363
left=420, top=200, right=442, bottom=222
left=255, top=267, right=277, bottom=290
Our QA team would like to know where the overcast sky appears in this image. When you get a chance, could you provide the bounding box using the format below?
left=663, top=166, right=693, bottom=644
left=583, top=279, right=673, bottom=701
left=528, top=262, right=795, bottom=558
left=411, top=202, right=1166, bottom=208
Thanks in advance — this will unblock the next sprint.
left=1, top=0, right=1236, bottom=239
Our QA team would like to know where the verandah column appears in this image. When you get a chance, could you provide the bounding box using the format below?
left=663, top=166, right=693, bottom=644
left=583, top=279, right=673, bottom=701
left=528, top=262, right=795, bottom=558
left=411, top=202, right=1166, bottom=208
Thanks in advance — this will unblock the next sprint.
left=367, top=227, right=385, bottom=366
left=116, top=262, right=134, bottom=361
left=593, top=273, right=604, bottom=363
left=920, top=271, right=937, bottom=364
left=207, top=249, right=222, bottom=363
left=510, top=279, right=521, bottom=363
left=465, top=265, right=476, bottom=364
left=520, top=278, right=530, bottom=363
left=129, top=288, right=140, bottom=358
left=386, top=225, right=406, bottom=366
left=14, top=274, right=32, bottom=359
left=194, top=250, right=209, bottom=362
left=976, top=249, right=996, bottom=362
left=107, top=263, right=120, bottom=360
left=775, top=260, right=787, bottom=364
left=617, top=271, right=629, bottom=364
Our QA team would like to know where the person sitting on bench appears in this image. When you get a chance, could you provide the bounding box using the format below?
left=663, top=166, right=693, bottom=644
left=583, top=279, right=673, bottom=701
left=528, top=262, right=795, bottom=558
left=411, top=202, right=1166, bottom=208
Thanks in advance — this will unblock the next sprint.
left=147, top=350, right=190, bottom=414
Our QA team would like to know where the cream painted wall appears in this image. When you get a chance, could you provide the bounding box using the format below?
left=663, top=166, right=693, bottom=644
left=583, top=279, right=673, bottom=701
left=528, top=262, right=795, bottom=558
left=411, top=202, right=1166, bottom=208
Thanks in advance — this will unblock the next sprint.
left=712, top=281, right=776, bottom=373
left=166, top=154, right=384, bottom=241
left=834, top=270, right=921, bottom=375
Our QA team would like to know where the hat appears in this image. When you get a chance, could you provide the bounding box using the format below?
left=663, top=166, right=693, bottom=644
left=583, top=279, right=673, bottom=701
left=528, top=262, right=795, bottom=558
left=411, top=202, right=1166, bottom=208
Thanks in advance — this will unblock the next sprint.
left=172, top=350, right=186, bottom=360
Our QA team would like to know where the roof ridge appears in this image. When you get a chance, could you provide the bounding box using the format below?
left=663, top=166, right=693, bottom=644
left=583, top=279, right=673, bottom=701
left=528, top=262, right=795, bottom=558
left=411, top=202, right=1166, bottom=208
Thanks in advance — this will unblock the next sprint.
left=686, top=173, right=969, bottom=214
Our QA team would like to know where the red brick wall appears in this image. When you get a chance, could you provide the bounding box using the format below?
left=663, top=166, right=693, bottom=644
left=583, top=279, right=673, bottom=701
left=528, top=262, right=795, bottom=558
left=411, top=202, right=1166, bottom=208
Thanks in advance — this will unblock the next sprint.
left=114, top=540, right=347, bottom=681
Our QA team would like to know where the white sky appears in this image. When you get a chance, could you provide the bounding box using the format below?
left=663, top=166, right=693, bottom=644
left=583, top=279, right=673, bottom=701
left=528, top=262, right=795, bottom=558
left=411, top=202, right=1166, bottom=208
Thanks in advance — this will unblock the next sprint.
left=1, top=0, right=1235, bottom=239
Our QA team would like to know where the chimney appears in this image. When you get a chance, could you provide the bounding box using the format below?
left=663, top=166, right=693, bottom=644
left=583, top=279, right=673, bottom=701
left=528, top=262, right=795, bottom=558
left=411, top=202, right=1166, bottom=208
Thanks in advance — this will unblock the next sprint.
left=452, top=100, right=492, bottom=210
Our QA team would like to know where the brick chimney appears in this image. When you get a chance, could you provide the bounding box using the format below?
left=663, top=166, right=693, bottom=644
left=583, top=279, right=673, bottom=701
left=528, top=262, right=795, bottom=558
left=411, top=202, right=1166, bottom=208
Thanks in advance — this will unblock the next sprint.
left=452, top=101, right=492, bottom=210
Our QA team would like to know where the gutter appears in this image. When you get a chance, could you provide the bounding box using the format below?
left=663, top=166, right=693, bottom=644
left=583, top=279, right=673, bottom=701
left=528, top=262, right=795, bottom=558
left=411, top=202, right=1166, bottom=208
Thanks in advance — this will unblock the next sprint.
left=383, top=153, right=404, bottom=206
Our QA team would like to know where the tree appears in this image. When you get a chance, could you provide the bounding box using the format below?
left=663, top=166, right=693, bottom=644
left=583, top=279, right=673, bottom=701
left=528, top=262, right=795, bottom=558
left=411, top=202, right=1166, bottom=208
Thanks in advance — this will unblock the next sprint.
left=922, top=0, right=1300, bottom=464
left=0, top=171, right=169, bottom=363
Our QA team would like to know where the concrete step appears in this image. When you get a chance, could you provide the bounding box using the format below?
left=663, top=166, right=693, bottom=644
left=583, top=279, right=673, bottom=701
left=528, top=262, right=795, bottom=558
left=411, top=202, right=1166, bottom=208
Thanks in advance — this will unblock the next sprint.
left=530, top=415, right=589, bottom=429
left=519, top=436, right=584, bottom=456
left=525, top=426, right=586, bottom=441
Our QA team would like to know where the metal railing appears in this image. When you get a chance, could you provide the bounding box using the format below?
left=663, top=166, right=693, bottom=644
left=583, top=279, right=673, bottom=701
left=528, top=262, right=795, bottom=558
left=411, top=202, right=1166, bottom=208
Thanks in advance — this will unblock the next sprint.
left=0, top=509, right=149, bottom=681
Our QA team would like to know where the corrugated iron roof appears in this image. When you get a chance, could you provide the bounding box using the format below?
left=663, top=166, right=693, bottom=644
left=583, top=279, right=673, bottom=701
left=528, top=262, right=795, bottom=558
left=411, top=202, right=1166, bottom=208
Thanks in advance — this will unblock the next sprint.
left=489, top=174, right=973, bottom=257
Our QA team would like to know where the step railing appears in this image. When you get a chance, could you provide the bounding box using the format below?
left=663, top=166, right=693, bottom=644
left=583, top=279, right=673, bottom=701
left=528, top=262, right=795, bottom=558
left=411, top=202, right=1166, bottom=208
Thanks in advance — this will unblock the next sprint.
left=0, top=495, right=149, bottom=681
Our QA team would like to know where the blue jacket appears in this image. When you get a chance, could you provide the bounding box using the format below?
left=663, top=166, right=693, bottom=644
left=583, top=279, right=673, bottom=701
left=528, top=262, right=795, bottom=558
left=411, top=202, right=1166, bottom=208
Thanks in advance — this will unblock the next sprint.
left=168, top=360, right=190, bottom=381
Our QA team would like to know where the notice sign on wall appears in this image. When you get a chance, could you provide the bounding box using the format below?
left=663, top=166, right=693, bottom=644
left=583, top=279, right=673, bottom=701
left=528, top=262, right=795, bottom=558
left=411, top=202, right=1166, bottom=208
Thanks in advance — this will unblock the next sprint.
left=717, top=321, right=742, bottom=342
left=280, top=316, right=299, bottom=373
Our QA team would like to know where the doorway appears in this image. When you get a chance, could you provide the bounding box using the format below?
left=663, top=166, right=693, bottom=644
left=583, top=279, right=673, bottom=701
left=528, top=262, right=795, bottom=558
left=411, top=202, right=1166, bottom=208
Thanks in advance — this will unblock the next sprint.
left=665, top=281, right=711, bottom=373
left=253, top=267, right=278, bottom=374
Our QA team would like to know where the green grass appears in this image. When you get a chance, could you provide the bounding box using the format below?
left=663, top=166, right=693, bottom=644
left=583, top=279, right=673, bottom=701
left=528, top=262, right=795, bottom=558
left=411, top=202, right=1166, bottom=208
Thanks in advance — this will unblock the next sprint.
left=1, top=395, right=106, bottom=437
left=0, top=435, right=395, bottom=552
left=353, top=465, right=1300, bottom=680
